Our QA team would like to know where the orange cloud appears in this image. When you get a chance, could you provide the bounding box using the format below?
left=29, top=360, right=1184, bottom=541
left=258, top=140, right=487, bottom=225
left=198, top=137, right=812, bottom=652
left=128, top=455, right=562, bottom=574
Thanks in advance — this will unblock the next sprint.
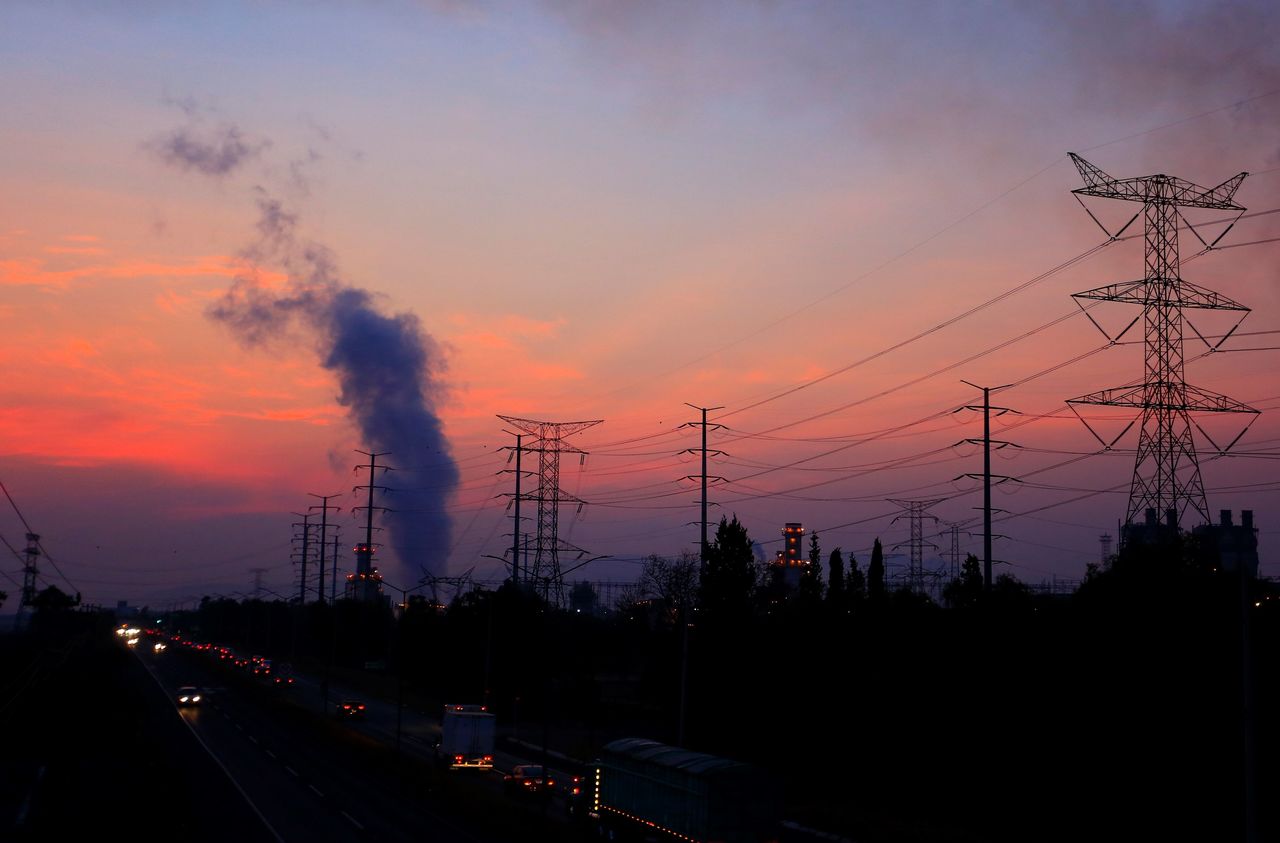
left=0, top=254, right=287, bottom=289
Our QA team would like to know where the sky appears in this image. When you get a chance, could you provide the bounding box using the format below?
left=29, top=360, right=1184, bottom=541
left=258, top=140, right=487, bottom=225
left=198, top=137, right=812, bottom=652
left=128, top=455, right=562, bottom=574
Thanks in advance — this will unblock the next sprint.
left=2, top=0, right=1279, bottom=609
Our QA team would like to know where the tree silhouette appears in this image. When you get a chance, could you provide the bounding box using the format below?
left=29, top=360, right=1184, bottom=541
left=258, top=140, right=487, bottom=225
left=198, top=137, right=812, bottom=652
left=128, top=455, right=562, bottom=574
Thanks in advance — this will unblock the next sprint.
left=846, top=553, right=865, bottom=606
left=827, top=547, right=845, bottom=609
left=638, top=552, right=699, bottom=624
left=944, top=553, right=983, bottom=608
left=699, top=515, right=758, bottom=618
left=868, top=538, right=885, bottom=601
left=31, top=584, right=78, bottom=613
left=799, top=531, right=824, bottom=603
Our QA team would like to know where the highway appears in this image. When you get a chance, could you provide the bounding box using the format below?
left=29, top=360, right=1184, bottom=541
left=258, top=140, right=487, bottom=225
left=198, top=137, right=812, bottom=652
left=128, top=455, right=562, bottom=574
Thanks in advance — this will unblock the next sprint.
left=133, top=640, right=563, bottom=843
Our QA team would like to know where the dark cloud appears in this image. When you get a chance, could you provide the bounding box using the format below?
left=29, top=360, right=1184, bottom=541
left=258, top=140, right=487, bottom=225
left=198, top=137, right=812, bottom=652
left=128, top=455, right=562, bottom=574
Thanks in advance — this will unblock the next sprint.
left=209, top=192, right=459, bottom=578
left=542, top=1, right=1280, bottom=169
left=148, top=123, right=270, bottom=177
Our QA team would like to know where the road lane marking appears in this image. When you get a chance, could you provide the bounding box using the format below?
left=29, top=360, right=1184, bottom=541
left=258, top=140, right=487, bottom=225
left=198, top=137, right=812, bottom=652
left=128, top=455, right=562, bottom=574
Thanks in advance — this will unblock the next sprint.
left=265, top=750, right=277, bottom=759
left=248, top=736, right=258, bottom=744
left=285, top=766, right=298, bottom=777
left=308, top=784, right=324, bottom=797
left=341, top=811, right=365, bottom=831
left=133, top=652, right=285, bottom=843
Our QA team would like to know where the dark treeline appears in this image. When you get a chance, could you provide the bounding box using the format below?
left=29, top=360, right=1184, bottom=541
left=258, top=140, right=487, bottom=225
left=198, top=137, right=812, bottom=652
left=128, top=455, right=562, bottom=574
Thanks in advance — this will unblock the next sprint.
left=163, top=515, right=1277, bottom=842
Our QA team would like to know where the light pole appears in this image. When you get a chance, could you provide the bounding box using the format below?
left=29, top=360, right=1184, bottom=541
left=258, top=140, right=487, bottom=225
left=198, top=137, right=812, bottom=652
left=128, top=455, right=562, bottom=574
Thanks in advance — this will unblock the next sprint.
left=381, top=579, right=432, bottom=757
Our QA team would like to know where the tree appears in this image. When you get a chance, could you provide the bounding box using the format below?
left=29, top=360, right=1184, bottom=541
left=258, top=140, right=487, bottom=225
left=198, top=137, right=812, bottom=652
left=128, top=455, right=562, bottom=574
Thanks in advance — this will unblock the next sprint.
left=827, top=547, right=845, bottom=608
left=699, top=515, right=758, bottom=618
left=31, top=584, right=77, bottom=613
left=943, top=553, right=983, bottom=608
left=569, top=580, right=599, bottom=616
left=846, top=553, right=866, bottom=605
left=868, top=538, right=886, bottom=601
left=638, top=552, right=699, bottom=624
left=798, top=531, right=824, bottom=603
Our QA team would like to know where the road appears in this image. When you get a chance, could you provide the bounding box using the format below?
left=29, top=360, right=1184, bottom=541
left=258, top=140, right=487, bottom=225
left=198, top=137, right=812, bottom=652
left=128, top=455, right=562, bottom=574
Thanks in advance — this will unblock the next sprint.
left=135, top=641, right=567, bottom=843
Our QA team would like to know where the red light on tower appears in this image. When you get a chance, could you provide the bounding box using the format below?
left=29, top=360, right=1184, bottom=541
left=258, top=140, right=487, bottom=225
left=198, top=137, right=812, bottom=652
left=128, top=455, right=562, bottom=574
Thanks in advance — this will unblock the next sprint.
left=783, top=523, right=804, bottom=567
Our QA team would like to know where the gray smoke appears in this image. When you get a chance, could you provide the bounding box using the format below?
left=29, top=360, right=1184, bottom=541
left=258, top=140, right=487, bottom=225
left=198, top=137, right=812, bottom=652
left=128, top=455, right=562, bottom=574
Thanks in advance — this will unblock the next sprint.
left=148, top=122, right=269, bottom=177
left=210, top=191, right=459, bottom=577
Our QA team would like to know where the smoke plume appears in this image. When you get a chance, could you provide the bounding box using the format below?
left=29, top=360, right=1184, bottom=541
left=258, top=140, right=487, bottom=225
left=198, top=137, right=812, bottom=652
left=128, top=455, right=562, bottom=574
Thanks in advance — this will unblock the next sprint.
left=210, top=191, right=459, bottom=577
left=147, top=122, right=269, bottom=177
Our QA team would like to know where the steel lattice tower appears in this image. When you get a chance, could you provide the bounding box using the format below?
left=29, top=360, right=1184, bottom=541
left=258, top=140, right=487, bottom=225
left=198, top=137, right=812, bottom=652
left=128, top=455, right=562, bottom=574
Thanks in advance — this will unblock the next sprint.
left=890, top=499, right=941, bottom=596
left=497, top=415, right=602, bottom=606
left=1066, top=153, right=1257, bottom=531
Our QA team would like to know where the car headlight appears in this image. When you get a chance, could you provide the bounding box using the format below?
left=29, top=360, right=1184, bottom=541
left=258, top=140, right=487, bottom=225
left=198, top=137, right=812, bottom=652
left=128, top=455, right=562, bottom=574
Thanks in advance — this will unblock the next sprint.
left=192, top=695, right=201, bottom=702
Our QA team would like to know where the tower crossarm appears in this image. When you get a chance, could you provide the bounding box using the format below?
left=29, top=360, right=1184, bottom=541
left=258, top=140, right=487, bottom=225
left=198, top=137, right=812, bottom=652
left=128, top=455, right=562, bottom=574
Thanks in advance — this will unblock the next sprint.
left=1069, top=383, right=1258, bottom=414
left=1068, top=153, right=1246, bottom=210
left=1073, top=278, right=1250, bottom=311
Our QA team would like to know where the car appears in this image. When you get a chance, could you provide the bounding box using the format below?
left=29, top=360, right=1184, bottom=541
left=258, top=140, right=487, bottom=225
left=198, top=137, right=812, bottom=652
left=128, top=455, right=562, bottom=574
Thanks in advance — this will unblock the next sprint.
left=336, top=699, right=366, bottom=719
left=176, top=686, right=203, bottom=707
left=504, top=764, right=555, bottom=799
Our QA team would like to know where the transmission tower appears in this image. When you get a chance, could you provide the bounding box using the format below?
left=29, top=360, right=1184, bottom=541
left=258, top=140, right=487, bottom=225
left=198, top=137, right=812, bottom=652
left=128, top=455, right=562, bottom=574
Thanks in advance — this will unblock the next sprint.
left=17, top=532, right=40, bottom=625
left=946, top=522, right=962, bottom=581
left=498, top=429, right=535, bottom=586
left=308, top=492, right=342, bottom=605
left=680, top=403, right=725, bottom=572
left=352, top=450, right=393, bottom=602
left=958, top=380, right=1019, bottom=590
left=1065, top=154, right=1258, bottom=536
left=890, top=499, right=942, bottom=596
left=291, top=512, right=315, bottom=605
left=496, top=415, right=602, bottom=606
left=249, top=568, right=267, bottom=600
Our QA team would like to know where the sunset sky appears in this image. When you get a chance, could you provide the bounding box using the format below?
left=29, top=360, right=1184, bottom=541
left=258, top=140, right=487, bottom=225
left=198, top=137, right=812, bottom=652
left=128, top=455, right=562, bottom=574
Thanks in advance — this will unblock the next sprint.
left=2, top=1, right=1279, bottom=608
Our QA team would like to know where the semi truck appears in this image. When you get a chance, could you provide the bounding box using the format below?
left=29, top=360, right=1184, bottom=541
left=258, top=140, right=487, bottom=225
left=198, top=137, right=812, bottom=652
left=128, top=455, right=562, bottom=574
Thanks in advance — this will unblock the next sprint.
left=588, top=738, right=781, bottom=843
left=440, top=703, right=495, bottom=769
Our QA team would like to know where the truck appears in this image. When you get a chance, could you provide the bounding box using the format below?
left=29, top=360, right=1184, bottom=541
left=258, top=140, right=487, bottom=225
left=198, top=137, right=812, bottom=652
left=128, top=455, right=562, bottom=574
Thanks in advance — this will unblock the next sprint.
left=440, top=703, right=495, bottom=769
left=587, top=738, right=781, bottom=843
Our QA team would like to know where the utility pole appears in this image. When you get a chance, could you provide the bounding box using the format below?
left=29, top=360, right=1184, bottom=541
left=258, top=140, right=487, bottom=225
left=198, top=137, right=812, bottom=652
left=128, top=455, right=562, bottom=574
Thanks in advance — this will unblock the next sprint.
left=309, top=492, right=342, bottom=605
left=291, top=512, right=314, bottom=605
left=960, top=380, right=1016, bottom=591
left=17, top=532, right=39, bottom=629
left=331, top=529, right=341, bottom=603
left=353, top=450, right=394, bottom=601
left=499, top=431, right=534, bottom=586
left=681, top=403, right=725, bottom=572
left=1064, top=153, right=1257, bottom=540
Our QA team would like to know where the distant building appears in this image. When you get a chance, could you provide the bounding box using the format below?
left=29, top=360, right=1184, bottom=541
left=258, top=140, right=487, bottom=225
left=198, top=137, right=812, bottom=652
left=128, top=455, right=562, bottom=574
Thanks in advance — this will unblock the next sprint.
left=1193, top=509, right=1259, bottom=578
left=346, top=542, right=387, bottom=603
left=770, top=522, right=807, bottom=592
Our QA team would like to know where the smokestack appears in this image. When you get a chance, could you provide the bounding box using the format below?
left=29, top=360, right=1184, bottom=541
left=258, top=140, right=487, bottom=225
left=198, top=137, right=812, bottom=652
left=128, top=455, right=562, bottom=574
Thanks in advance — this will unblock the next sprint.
left=1165, top=508, right=1177, bottom=529
left=1243, top=510, right=1254, bottom=530
left=1221, top=509, right=1233, bottom=527
left=1145, top=508, right=1157, bottom=527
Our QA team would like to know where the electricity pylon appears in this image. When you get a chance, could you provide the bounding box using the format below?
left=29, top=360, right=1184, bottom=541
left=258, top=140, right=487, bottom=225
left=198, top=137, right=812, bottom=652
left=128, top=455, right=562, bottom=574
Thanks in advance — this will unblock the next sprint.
left=1065, top=153, right=1258, bottom=533
left=496, top=415, right=602, bottom=606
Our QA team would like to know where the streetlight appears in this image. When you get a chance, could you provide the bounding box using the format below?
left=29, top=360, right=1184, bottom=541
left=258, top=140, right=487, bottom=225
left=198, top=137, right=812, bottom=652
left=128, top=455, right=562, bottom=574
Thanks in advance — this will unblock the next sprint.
left=380, top=579, right=433, bottom=757
left=481, top=553, right=514, bottom=584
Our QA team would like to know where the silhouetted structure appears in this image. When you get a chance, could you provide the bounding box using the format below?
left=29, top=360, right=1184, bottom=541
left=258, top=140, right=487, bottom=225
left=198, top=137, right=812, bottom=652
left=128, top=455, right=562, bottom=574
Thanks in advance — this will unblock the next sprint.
left=1065, top=153, right=1257, bottom=542
left=497, top=415, right=603, bottom=606
left=1191, top=508, right=1259, bottom=578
